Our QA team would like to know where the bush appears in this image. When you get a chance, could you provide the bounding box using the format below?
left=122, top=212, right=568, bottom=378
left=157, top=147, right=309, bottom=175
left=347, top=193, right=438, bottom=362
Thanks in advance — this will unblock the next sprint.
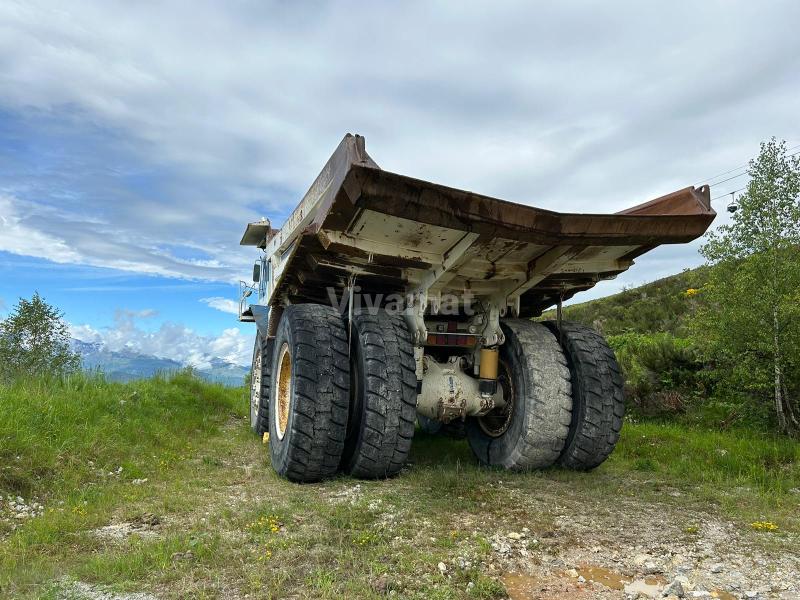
left=607, top=333, right=703, bottom=415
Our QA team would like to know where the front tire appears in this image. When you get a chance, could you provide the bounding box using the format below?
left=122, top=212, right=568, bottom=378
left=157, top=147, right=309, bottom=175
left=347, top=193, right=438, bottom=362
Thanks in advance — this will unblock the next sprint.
left=250, top=335, right=273, bottom=435
left=466, top=320, right=572, bottom=470
left=268, top=304, right=350, bottom=482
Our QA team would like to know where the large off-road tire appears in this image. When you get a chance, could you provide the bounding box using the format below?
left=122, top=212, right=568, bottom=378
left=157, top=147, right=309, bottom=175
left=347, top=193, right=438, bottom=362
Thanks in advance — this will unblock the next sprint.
left=250, top=335, right=273, bottom=435
left=268, top=304, right=350, bottom=482
left=341, top=311, right=417, bottom=479
left=544, top=321, right=625, bottom=470
left=466, top=320, right=572, bottom=470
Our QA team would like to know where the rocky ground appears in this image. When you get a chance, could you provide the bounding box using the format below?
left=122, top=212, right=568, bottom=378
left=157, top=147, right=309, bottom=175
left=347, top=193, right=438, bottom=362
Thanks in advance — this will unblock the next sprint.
left=315, top=466, right=799, bottom=599
left=480, top=494, right=798, bottom=599
left=0, top=495, right=44, bottom=532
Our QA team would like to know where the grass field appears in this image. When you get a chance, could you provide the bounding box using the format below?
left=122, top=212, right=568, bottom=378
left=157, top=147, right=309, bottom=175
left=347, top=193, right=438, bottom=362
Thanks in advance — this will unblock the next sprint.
left=1, top=374, right=798, bottom=599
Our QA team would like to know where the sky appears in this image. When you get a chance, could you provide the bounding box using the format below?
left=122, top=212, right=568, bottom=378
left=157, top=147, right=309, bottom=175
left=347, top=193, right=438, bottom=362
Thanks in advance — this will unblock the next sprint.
left=1, top=1, right=799, bottom=367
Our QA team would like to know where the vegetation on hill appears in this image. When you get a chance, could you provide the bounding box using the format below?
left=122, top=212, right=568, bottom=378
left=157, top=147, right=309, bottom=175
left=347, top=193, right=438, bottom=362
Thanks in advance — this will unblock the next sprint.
left=545, top=266, right=710, bottom=338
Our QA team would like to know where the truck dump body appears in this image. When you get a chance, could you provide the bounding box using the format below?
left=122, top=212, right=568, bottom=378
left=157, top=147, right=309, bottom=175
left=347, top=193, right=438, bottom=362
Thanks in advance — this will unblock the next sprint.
left=241, top=134, right=715, bottom=318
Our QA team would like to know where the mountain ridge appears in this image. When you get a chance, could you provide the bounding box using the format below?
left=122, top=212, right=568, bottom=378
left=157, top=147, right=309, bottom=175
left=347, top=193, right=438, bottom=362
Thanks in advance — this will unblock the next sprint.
left=70, top=339, right=249, bottom=387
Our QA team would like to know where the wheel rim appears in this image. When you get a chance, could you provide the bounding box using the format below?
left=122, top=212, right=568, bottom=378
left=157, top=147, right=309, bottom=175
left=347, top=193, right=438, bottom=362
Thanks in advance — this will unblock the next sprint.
left=250, top=346, right=262, bottom=426
left=274, top=343, right=292, bottom=440
left=476, top=358, right=514, bottom=437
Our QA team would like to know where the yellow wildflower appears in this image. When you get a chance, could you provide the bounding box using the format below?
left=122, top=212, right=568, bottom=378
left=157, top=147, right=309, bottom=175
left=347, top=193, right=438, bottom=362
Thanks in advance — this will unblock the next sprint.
left=751, top=521, right=778, bottom=531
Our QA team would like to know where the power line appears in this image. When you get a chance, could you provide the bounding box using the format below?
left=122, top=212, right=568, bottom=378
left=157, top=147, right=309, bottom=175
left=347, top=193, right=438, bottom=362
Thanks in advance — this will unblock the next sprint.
left=711, top=186, right=747, bottom=202
left=706, top=148, right=800, bottom=203
left=709, top=170, right=749, bottom=187
left=698, top=166, right=748, bottom=187
left=697, top=142, right=800, bottom=187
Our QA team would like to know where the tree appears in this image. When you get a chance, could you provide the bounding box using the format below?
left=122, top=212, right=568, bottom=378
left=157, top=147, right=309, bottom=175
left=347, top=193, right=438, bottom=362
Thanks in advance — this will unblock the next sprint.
left=696, top=138, right=800, bottom=435
left=0, top=292, right=80, bottom=380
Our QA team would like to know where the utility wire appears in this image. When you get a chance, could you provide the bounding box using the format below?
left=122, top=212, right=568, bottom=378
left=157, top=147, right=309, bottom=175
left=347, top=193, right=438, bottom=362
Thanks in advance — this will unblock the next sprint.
left=706, top=149, right=800, bottom=203
left=711, top=186, right=747, bottom=202
left=708, top=171, right=749, bottom=187
left=697, top=143, right=800, bottom=187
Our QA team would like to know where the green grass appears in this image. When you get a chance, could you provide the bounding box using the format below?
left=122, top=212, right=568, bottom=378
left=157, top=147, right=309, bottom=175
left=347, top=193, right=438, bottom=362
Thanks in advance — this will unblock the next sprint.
left=1, top=374, right=798, bottom=599
left=0, top=370, right=240, bottom=500
left=607, top=420, right=800, bottom=524
left=613, top=421, right=799, bottom=492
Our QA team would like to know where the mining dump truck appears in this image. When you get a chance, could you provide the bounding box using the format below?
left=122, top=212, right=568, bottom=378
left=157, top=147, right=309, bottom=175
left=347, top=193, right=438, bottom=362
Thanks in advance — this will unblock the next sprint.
left=238, top=134, right=715, bottom=482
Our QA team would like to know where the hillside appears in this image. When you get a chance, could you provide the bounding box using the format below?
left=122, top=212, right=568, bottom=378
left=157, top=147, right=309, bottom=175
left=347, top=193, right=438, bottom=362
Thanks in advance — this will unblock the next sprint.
left=543, top=266, right=711, bottom=337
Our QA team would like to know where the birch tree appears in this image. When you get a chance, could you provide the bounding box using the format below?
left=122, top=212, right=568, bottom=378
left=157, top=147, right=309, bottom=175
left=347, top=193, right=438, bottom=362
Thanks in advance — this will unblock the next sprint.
left=0, top=292, right=80, bottom=380
left=698, top=139, right=800, bottom=435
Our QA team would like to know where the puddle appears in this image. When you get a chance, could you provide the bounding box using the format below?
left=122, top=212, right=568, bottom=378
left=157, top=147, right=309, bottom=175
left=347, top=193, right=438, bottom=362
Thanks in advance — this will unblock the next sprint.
left=502, top=566, right=669, bottom=599
left=574, top=565, right=632, bottom=590
left=624, top=578, right=662, bottom=598
left=502, top=573, right=541, bottom=599
left=501, top=573, right=593, bottom=600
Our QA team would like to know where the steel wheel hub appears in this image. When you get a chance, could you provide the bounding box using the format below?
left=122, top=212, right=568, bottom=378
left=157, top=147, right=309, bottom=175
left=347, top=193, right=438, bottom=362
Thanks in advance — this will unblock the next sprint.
left=477, top=359, right=514, bottom=437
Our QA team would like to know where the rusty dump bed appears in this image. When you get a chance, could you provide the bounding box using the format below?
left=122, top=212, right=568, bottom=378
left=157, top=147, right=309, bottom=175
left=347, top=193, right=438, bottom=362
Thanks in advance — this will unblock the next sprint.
left=241, top=134, right=715, bottom=317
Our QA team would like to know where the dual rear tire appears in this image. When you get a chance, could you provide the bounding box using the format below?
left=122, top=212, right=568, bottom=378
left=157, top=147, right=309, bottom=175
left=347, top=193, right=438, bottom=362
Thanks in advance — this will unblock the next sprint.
left=544, top=320, right=625, bottom=470
left=465, top=319, right=624, bottom=471
left=252, top=305, right=416, bottom=482
left=341, top=311, right=417, bottom=478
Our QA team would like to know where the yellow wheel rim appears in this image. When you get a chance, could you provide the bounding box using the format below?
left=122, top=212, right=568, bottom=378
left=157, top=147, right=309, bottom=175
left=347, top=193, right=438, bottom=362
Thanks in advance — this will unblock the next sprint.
left=274, top=343, right=292, bottom=440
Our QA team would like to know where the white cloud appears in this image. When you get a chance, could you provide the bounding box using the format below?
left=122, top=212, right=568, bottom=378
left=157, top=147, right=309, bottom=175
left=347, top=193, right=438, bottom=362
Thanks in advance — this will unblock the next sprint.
left=0, top=1, right=798, bottom=295
left=0, top=194, right=82, bottom=263
left=200, top=297, right=239, bottom=315
left=70, top=310, right=252, bottom=367
left=0, top=193, right=242, bottom=281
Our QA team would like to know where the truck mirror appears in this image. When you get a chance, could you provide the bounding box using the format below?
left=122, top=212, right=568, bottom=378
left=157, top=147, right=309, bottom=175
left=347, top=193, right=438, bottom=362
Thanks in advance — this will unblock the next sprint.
left=252, top=263, right=260, bottom=282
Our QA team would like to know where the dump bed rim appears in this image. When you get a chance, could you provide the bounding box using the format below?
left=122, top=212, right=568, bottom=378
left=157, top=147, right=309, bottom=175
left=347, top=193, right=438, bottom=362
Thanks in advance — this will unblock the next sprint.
left=332, top=164, right=715, bottom=246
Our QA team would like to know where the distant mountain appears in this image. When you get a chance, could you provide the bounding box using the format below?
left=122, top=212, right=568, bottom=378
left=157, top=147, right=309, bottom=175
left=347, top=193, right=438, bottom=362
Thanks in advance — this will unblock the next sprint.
left=71, top=340, right=249, bottom=387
